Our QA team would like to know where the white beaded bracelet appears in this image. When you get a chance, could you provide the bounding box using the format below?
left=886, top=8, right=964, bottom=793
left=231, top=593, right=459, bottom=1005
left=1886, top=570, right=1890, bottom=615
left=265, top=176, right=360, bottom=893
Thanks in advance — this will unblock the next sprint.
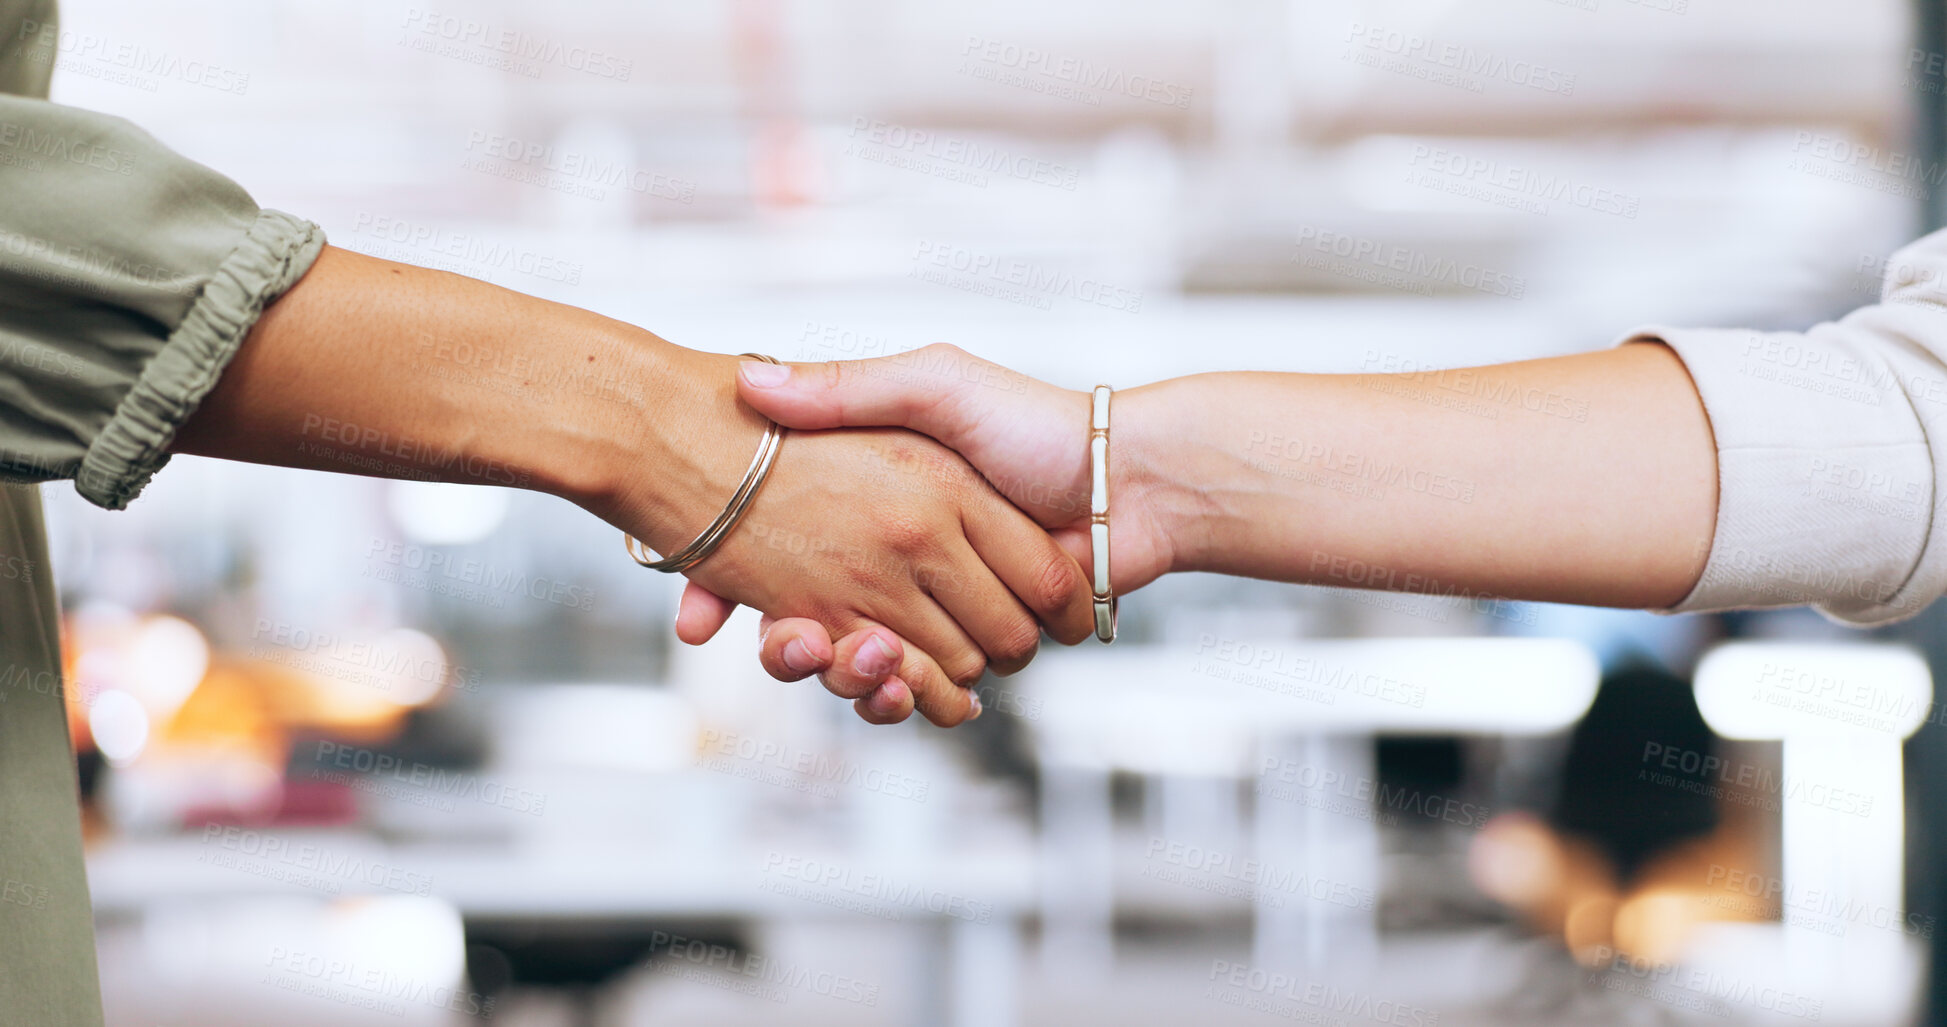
left=1089, top=385, right=1116, bottom=643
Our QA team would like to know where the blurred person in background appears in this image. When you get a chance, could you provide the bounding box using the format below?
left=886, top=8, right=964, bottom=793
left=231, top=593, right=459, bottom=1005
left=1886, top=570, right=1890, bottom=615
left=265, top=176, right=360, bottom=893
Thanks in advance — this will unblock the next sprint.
left=698, top=226, right=1947, bottom=694
left=0, top=1, right=1100, bottom=1018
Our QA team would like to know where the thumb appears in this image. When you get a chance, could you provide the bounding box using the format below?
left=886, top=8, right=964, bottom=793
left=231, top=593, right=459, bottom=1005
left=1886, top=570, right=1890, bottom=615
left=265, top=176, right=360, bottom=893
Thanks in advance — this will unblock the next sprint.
left=737, top=344, right=979, bottom=443
left=674, top=580, right=738, bottom=645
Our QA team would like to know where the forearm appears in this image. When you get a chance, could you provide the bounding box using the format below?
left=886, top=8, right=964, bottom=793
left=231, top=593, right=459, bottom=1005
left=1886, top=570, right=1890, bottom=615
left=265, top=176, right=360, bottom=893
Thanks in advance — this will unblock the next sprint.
left=1120, top=343, right=1718, bottom=608
left=172, top=245, right=759, bottom=553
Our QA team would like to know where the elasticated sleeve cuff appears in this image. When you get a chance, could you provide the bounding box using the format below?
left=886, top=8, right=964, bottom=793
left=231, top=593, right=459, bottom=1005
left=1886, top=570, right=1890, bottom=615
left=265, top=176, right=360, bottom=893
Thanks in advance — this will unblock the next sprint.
left=0, top=95, right=325, bottom=508
left=76, top=210, right=322, bottom=508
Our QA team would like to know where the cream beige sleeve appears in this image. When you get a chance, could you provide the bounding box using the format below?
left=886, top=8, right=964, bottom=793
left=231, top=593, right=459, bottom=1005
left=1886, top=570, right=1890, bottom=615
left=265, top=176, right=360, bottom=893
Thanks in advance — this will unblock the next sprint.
left=1620, top=228, right=1947, bottom=625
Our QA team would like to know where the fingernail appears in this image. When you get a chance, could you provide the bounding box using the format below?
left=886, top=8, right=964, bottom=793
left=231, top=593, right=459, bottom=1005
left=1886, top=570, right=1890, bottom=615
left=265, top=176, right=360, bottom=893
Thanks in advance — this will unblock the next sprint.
left=967, top=690, right=984, bottom=720
left=782, top=638, right=818, bottom=674
left=739, top=360, right=791, bottom=388
left=855, top=635, right=898, bottom=677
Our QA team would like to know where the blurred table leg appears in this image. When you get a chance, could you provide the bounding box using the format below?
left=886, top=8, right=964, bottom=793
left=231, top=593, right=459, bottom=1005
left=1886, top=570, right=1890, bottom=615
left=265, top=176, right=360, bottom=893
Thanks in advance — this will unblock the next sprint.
left=1038, top=761, right=1114, bottom=979
left=946, top=917, right=1019, bottom=1027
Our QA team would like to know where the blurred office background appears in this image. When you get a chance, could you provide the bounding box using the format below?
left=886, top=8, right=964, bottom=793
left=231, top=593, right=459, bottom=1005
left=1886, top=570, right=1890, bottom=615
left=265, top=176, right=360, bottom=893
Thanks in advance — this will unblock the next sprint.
left=33, top=0, right=1947, bottom=1023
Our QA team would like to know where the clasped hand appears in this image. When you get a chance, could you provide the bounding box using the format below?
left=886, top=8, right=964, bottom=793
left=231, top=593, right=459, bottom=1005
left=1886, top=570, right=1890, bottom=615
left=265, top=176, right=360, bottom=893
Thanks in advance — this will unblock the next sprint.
left=671, top=345, right=1172, bottom=726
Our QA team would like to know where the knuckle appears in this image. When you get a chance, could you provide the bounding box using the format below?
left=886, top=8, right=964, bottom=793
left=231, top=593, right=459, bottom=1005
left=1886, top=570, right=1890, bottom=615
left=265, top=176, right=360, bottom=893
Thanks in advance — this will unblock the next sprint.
left=760, top=647, right=799, bottom=680
left=928, top=704, right=971, bottom=729
left=800, top=602, right=847, bottom=634
left=992, top=618, right=1041, bottom=671
left=1030, top=552, right=1087, bottom=615
left=919, top=341, right=967, bottom=366
left=840, top=557, right=882, bottom=591
left=872, top=508, right=937, bottom=556
left=945, top=651, right=988, bottom=689
left=864, top=703, right=912, bottom=725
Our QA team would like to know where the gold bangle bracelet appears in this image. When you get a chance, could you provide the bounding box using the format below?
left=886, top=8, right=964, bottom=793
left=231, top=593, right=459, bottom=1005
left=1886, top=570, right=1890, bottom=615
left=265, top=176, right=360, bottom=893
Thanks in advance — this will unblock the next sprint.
left=624, top=353, right=786, bottom=574
left=1089, top=384, right=1117, bottom=643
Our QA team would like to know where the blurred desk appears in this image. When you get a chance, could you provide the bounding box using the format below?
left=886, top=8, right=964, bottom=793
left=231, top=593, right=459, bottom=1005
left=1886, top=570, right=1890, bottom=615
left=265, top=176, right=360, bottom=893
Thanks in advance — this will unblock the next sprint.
left=89, top=832, right=1034, bottom=1027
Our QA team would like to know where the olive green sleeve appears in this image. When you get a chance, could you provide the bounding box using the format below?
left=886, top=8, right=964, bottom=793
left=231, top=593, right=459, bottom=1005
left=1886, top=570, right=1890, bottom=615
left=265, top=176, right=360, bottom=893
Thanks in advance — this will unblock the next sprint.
left=0, top=94, right=324, bottom=509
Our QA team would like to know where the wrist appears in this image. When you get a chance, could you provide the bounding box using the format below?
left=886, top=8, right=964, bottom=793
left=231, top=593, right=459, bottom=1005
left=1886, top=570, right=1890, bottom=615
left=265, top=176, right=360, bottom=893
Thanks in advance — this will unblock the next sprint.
left=1114, top=379, right=1206, bottom=578
left=535, top=323, right=767, bottom=555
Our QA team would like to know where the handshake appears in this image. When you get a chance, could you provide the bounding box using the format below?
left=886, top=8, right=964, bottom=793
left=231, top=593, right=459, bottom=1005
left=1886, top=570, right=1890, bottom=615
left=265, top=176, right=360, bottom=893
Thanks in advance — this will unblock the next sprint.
left=617, top=338, right=1714, bottom=728
left=172, top=244, right=1715, bottom=729
left=655, top=344, right=1173, bottom=727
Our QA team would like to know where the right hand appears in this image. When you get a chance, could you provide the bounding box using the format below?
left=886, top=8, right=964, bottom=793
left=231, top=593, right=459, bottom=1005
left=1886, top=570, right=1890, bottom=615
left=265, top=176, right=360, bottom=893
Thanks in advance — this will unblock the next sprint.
left=634, top=423, right=1097, bottom=727
left=677, top=344, right=1177, bottom=703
